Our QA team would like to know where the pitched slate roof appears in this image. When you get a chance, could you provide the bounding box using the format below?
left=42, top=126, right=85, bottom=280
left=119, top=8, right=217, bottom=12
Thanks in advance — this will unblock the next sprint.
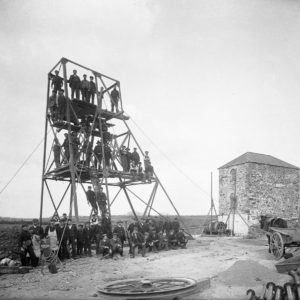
left=219, top=152, right=299, bottom=170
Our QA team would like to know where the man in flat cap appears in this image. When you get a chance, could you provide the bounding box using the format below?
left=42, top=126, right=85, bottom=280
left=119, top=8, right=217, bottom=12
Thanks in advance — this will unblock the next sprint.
left=88, top=76, right=96, bottom=104
left=51, top=70, right=63, bottom=95
left=110, top=86, right=120, bottom=113
left=68, top=69, right=81, bottom=99
left=80, top=74, right=90, bottom=102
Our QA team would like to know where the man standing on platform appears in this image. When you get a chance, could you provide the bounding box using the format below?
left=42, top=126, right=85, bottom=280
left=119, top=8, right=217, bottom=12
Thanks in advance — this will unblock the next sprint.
left=57, top=89, right=67, bottom=121
left=97, top=187, right=107, bottom=217
left=53, top=137, right=61, bottom=168
left=80, top=74, right=90, bottom=102
left=94, top=140, right=103, bottom=170
left=62, top=133, right=70, bottom=162
left=68, top=69, right=81, bottom=99
left=51, top=70, right=63, bottom=94
left=110, top=86, right=120, bottom=112
left=88, top=76, right=96, bottom=104
left=86, top=186, right=98, bottom=214
left=131, top=148, right=140, bottom=166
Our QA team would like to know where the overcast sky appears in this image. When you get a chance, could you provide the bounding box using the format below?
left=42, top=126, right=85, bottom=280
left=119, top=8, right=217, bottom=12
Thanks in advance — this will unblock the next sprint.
left=0, top=0, right=300, bottom=218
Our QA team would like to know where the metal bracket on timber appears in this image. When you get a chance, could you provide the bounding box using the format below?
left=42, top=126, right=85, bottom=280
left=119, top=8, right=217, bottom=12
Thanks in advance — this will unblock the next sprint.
left=39, top=57, right=191, bottom=238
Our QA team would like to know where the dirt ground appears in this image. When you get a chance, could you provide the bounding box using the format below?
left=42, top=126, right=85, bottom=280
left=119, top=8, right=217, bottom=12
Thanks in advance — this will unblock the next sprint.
left=0, top=236, right=293, bottom=299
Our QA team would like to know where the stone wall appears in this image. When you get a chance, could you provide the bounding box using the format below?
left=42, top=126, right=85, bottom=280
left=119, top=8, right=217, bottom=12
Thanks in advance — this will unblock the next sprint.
left=219, top=163, right=300, bottom=219
left=247, top=163, right=300, bottom=219
left=219, top=164, right=249, bottom=215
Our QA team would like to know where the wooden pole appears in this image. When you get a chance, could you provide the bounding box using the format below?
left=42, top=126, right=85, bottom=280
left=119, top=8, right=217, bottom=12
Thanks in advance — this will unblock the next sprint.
left=62, top=60, right=79, bottom=224
left=39, top=75, right=51, bottom=225
left=95, top=77, right=112, bottom=219
left=123, top=187, right=138, bottom=221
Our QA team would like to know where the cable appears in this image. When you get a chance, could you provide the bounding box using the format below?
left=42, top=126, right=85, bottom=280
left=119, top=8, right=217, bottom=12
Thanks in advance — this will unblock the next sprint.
left=128, top=116, right=211, bottom=198
left=0, top=132, right=49, bottom=196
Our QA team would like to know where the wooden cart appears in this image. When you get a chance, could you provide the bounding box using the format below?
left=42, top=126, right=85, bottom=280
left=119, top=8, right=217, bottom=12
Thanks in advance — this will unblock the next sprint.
left=268, top=227, right=300, bottom=259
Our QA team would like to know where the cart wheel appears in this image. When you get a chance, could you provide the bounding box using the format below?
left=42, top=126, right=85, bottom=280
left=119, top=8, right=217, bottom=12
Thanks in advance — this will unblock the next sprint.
left=270, top=232, right=285, bottom=259
left=98, top=277, right=201, bottom=299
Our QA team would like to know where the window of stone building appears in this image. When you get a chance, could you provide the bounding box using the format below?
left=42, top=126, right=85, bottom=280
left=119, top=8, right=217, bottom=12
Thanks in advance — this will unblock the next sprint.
left=230, top=169, right=237, bottom=183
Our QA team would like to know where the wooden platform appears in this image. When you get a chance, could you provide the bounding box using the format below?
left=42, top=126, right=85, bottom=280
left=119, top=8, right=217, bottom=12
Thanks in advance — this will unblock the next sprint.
left=71, top=99, right=129, bottom=121
left=44, top=164, right=154, bottom=185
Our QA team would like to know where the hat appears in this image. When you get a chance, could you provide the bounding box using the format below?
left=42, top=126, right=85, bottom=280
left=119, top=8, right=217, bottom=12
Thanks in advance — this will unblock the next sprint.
left=33, top=218, right=38, bottom=223
left=68, top=218, right=72, bottom=222
left=55, top=70, right=59, bottom=73
left=83, top=74, right=87, bottom=77
left=90, top=76, right=94, bottom=79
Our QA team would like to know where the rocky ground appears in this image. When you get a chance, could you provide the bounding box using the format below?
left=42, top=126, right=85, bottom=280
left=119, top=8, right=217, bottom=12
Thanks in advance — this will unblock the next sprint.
left=0, top=236, right=293, bottom=299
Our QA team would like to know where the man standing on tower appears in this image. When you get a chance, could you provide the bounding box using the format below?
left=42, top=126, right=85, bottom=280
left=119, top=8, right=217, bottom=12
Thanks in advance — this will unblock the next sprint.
left=97, top=187, right=107, bottom=217
left=86, top=186, right=98, bottom=214
left=110, top=86, right=120, bottom=112
left=88, top=76, right=96, bottom=104
left=51, top=70, right=63, bottom=94
left=53, top=137, right=61, bottom=168
left=94, top=140, right=103, bottom=170
left=80, top=74, right=90, bottom=102
left=68, top=69, right=81, bottom=99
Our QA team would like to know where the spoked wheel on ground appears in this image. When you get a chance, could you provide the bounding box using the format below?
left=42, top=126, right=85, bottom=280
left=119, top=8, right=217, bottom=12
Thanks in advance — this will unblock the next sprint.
left=98, top=277, right=202, bottom=299
left=270, top=231, right=285, bottom=259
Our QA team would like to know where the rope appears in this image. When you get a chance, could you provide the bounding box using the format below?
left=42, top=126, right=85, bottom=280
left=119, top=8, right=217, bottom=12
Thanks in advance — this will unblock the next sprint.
left=0, top=131, right=50, bottom=196
left=128, top=116, right=211, bottom=198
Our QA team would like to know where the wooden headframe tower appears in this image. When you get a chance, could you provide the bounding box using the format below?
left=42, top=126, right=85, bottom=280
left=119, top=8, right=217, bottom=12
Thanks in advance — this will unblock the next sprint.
left=39, top=57, right=186, bottom=230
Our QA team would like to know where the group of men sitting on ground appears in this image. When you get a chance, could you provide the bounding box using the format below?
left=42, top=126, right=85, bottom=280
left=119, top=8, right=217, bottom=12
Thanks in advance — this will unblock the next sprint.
left=18, top=215, right=188, bottom=267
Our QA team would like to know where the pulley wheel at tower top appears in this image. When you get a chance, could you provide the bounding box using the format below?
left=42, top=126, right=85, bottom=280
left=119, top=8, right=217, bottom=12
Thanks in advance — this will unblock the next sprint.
left=97, top=277, right=203, bottom=299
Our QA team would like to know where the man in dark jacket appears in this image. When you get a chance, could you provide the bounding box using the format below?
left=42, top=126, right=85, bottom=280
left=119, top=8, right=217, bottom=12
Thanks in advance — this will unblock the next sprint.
left=68, top=69, right=81, bottom=99
left=19, top=224, right=38, bottom=267
left=97, top=187, right=107, bottom=217
left=51, top=70, right=63, bottom=94
left=102, top=213, right=112, bottom=238
left=130, top=226, right=145, bottom=258
left=76, top=224, right=84, bottom=256
left=83, top=222, right=93, bottom=256
left=99, top=234, right=111, bottom=258
left=86, top=186, right=98, bottom=214
left=56, top=220, right=69, bottom=260
left=92, top=220, right=103, bottom=254
left=93, top=140, right=103, bottom=170
left=110, top=86, right=120, bottom=112
left=62, top=133, right=70, bottom=162
left=113, top=221, right=126, bottom=247
left=172, top=217, right=180, bottom=234
left=29, top=218, right=44, bottom=239
left=57, top=89, right=67, bottom=121
left=110, top=233, right=123, bottom=257
left=66, top=219, right=77, bottom=258
left=131, top=148, right=140, bottom=166
left=88, top=76, right=96, bottom=104
left=176, top=228, right=188, bottom=249
left=53, top=137, right=61, bottom=168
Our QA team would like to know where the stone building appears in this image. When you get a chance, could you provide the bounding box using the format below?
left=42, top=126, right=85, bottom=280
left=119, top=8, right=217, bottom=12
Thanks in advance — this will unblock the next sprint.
left=219, top=152, right=300, bottom=219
